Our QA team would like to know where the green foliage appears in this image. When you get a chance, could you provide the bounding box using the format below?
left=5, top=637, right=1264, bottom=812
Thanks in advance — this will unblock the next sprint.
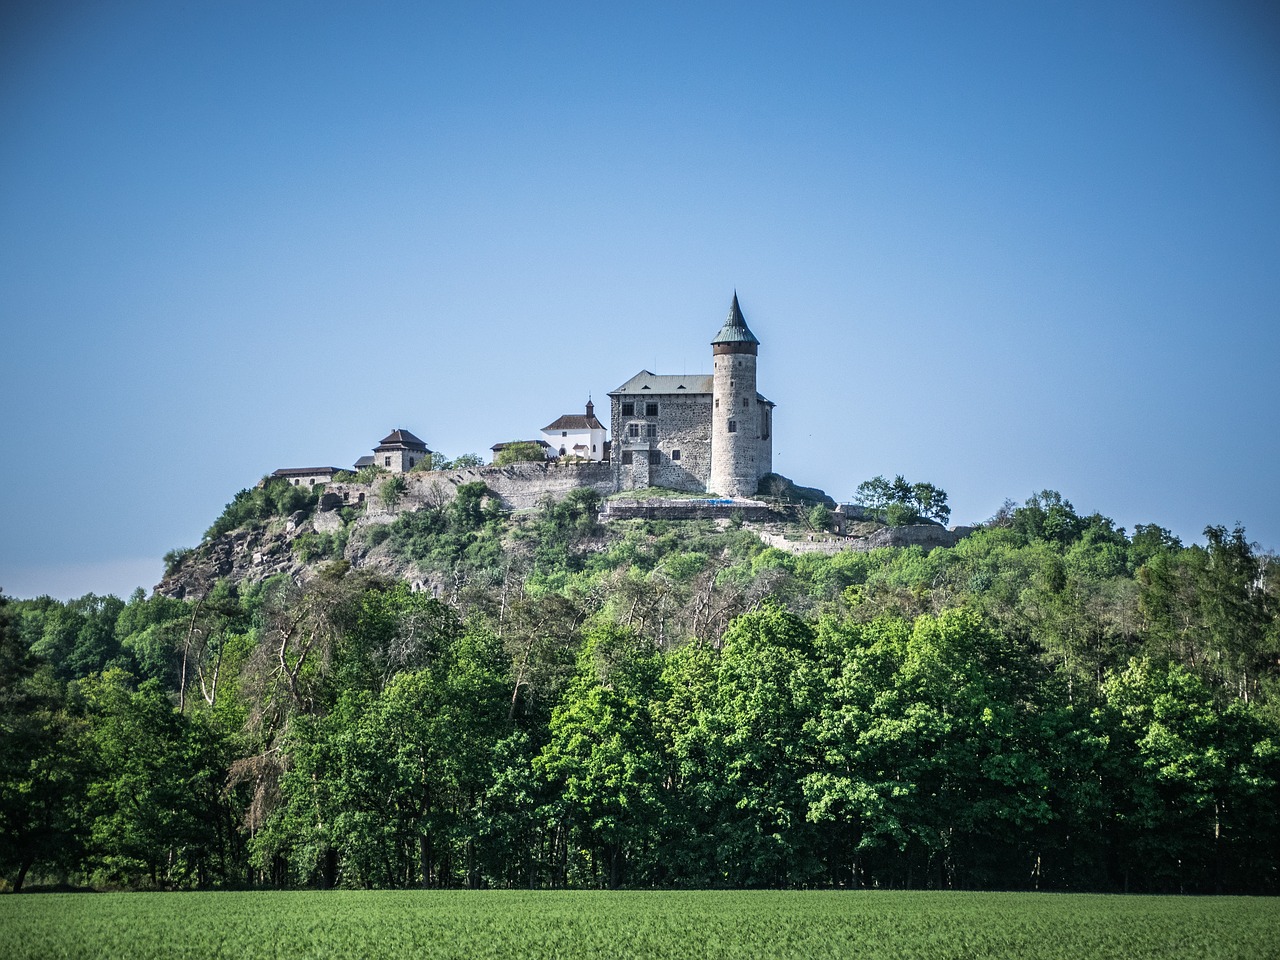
left=162, top=547, right=192, bottom=576
left=378, top=475, right=408, bottom=506
left=206, top=478, right=319, bottom=540
left=6, top=484, right=1280, bottom=895
left=855, top=475, right=951, bottom=525
left=292, top=530, right=348, bottom=564
left=377, top=482, right=504, bottom=573
left=353, top=465, right=387, bottom=484
left=807, top=504, right=833, bottom=531
left=495, top=442, right=547, bottom=465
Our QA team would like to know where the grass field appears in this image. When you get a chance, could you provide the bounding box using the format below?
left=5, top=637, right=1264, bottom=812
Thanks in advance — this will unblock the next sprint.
left=0, top=890, right=1275, bottom=960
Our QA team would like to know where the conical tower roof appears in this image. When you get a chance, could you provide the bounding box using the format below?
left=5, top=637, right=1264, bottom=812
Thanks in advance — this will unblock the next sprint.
left=710, top=291, right=759, bottom=345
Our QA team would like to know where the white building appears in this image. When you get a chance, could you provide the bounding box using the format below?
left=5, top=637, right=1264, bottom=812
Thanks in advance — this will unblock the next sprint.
left=541, top=400, right=608, bottom=461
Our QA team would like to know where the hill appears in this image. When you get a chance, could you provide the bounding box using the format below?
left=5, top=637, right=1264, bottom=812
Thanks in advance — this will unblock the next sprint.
left=2, top=478, right=1278, bottom=894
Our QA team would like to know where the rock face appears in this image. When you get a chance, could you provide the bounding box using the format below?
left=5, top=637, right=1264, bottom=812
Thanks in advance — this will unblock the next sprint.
left=156, top=522, right=310, bottom=599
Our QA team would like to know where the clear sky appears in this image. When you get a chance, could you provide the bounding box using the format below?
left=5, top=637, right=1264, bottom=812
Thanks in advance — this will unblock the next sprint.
left=2, top=1, right=1277, bottom=600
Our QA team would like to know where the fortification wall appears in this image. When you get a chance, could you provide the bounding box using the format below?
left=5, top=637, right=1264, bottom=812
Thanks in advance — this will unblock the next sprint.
left=751, top=523, right=975, bottom=555
left=326, top=461, right=618, bottom=527
left=602, top=498, right=777, bottom=522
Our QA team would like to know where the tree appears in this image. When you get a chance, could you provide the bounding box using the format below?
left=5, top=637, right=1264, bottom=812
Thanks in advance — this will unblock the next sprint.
left=536, top=626, right=665, bottom=888
left=0, top=595, right=88, bottom=891
left=853, top=475, right=950, bottom=526
left=496, top=442, right=547, bottom=466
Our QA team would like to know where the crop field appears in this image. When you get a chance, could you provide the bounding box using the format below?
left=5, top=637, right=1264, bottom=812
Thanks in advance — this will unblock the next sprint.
left=0, top=890, right=1275, bottom=960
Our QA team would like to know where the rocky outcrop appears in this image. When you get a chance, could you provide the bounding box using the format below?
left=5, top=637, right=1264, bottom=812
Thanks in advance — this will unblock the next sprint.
left=155, top=521, right=311, bottom=599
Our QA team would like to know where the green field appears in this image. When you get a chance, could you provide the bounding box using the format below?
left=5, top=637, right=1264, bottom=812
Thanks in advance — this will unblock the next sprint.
left=1, top=891, right=1276, bottom=960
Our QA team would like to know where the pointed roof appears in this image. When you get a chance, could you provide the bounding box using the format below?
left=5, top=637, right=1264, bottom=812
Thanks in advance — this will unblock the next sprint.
left=375, top=428, right=429, bottom=452
left=710, top=291, right=759, bottom=346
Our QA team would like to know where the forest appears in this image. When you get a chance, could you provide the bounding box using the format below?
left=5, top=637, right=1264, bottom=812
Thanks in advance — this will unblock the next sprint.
left=2, top=484, right=1278, bottom=894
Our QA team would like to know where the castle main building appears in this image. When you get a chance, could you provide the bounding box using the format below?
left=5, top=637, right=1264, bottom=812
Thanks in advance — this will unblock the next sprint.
left=609, top=294, right=774, bottom=497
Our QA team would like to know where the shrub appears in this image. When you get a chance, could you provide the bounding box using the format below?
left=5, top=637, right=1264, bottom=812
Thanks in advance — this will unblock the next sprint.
left=495, top=442, right=546, bottom=465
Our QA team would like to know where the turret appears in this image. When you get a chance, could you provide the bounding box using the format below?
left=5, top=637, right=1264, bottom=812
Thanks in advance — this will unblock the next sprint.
left=708, top=293, right=767, bottom=498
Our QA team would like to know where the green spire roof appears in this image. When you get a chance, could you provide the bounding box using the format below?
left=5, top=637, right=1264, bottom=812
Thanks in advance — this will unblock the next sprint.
left=710, top=291, right=759, bottom=345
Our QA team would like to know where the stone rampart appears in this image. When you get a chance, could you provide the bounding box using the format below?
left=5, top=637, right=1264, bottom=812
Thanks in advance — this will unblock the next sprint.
left=602, top=498, right=777, bottom=522
left=325, top=461, right=618, bottom=528
left=751, top=523, right=973, bottom=555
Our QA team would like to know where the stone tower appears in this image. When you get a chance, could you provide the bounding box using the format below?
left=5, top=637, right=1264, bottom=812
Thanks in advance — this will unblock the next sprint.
left=709, top=292, right=767, bottom=497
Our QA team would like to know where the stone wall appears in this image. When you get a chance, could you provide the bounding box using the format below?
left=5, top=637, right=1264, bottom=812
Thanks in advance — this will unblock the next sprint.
left=611, top=391, right=714, bottom=493
left=601, top=497, right=777, bottom=522
left=324, top=461, right=619, bottom=526
left=751, top=523, right=974, bottom=555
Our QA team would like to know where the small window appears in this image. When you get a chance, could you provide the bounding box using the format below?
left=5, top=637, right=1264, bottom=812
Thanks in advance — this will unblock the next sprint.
left=628, top=424, right=639, bottom=438
left=409, top=457, right=415, bottom=468
left=645, top=402, right=658, bottom=417
left=293, top=479, right=300, bottom=486
left=621, top=402, right=634, bottom=416
left=648, top=450, right=661, bottom=465
left=621, top=450, right=634, bottom=465
left=562, top=430, right=567, bottom=437
left=671, top=449, right=681, bottom=461
left=645, top=424, right=657, bottom=438
left=592, top=444, right=596, bottom=452
left=358, top=493, right=365, bottom=503
left=309, top=478, right=315, bottom=486
left=742, top=398, right=748, bottom=408
left=384, top=457, right=391, bottom=467
left=728, top=420, right=737, bottom=433
left=715, top=398, right=719, bottom=409
left=343, top=491, right=350, bottom=502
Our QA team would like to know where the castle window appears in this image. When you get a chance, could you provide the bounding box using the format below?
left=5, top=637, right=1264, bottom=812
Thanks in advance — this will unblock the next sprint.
left=293, top=479, right=300, bottom=486
left=384, top=457, right=391, bottom=467
left=621, top=402, right=634, bottom=416
left=409, top=457, right=415, bottom=468
left=562, top=431, right=567, bottom=437
left=309, top=478, right=316, bottom=486
left=621, top=451, right=634, bottom=465
left=645, top=424, right=657, bottom=438
left=715, top=398, right=719, bottom=409
left=645, top=402, right=658, bottom=417
left=628, top=424, right=639, bottom=438
left=728, top=420, right=737, bottom=433
left=648, top=450, right=661, bottom=465
left=743, top=398, right=748, bottom=408
left=592, top=444, right=597, bottom=452
left=358, top=493, right=365, bottom=503
left=671, top=449, right=681, bottom=461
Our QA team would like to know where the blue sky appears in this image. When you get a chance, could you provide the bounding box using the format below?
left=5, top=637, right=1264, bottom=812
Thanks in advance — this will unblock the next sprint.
left=2, top=1, right=1277, bottom=599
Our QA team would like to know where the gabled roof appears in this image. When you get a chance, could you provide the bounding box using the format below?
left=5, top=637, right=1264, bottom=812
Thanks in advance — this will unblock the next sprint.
left=608, top=371, right=772, bottom=405
left=375, top=428, right=429, bottom=452
left=542, top=413, right=605, bottom=431
left=608, top=371, right=715, bottom=395
left=353, top=456, right=375, bottom=468
left=710, top=292, right=760, bottom=345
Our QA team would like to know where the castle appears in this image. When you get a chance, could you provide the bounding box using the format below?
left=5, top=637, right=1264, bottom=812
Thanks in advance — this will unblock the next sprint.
left=274, top=294, right=775, bottom=500
left=609, top=293, right=773, bottom=497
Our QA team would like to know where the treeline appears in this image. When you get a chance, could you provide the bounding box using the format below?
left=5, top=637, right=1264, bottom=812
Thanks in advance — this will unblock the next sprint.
left=1, top=490, right=1278, bottom=893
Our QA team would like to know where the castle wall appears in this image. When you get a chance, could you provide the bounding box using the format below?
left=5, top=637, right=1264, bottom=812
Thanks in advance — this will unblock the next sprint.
left=325, top=461, right=618, bottom=523
left=611, top=391, right=712, bottom=493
